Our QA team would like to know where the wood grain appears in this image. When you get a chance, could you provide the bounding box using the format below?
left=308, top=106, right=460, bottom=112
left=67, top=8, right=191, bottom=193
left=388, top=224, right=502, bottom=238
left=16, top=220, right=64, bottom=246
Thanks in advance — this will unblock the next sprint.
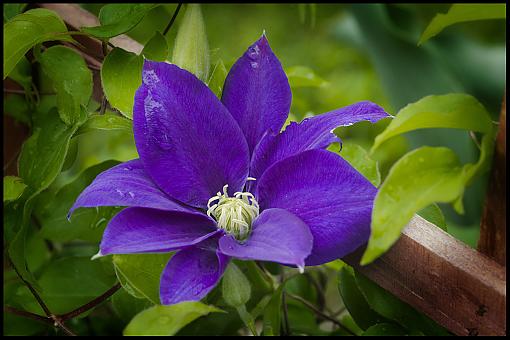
left=344, top=215, right=506, bottom=336
left=478, top=93, right=506, bottom=265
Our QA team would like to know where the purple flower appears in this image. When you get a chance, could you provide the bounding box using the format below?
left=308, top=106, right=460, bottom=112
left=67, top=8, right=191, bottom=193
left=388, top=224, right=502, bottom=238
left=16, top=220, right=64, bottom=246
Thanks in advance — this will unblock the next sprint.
left=69, top=35, right=389, bottom=305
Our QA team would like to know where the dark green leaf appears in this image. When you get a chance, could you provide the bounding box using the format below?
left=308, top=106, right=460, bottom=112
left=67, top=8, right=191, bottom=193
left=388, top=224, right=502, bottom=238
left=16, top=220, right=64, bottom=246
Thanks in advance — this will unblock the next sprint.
left=75, top=113, right=133, bottom=136
left=81, top=4, right=158, bottom=39
left=7, top=56, right=32, bottom=91
left=263, top=284, right=284, bottom=335
left=3, top=176, right=27, bottom=202
left=36, top=160, right=121, bottom=242
left=207, top=59, right=228, bottom=98
left=111, top=288, right=153, bottom=323
left=172, top=4, right=210, bottom=81
left=101, top=47, right=143, bottom=119
left=3, top=3, right=28, bottom=21
left=362, top=323, right=408, bottom=336
left=419, top=4, right=506, bottom=45
left=418, top=203, right=447, bottom=231
left=39, top=46, right=93, bottom=125
left=4, top=8, right=72, bottom=78
left=286, top=65, right=328, bottom=88
left=142, top=31, right=168, bottom=61
left=371, top=94, right=493, bottom=152
left=112, top=252, right=173, bottom=304
left=4, top=94, right=31, bottom=125
left=222, top=262, right=251, bottom=307
left=338, top=267, right=388, bottom=330
left=123, top=302, right=222, bottom=335
left=17, top=256, right=116, bottom=315
left=354, top=271, right=449, bottom=335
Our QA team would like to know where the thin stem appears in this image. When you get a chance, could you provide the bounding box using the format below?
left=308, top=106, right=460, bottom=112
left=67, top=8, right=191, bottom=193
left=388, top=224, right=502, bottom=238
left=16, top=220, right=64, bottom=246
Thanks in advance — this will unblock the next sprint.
left=3, top=88, right=55, bottom=96
left=163, top=3, right=183, bottom=35
left=286, top=293, right=356, bottom=336
left=59, top=283, right=121, bottom=321
left=99, top=40, right=109, bottom=115
left=4, top=306, right=52, bottom=325
left=280, top=268, right=290, bottom=336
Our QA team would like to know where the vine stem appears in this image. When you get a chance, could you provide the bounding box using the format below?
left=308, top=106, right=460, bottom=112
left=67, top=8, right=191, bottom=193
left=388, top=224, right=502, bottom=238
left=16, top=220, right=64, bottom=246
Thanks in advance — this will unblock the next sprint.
left=163, top=3, right=183, bottom=35
left=59, top=283, right=122, bottom=321
left=286, top=293, right=356, bottom=336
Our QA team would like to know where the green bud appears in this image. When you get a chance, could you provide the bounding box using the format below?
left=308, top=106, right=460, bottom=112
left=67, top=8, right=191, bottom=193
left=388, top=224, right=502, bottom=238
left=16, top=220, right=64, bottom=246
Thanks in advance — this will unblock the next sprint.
left=172, top=4, right=210, bottom=81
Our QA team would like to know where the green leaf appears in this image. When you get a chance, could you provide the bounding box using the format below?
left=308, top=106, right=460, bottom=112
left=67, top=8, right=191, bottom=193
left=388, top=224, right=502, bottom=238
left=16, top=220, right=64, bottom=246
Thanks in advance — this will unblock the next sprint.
left=338, top=267, right=389, bottom=330
left=354, top=271, right=449, bottom=335
left=39, top=46, right=93, bottom=125
left=338, top=143, right=381, bottom=187
left=3, top=176, right=27, bottom=202
left=123, top=302, right=222, bottom=335
left=263, top=284, right=284, bottom=335
left=419, top=4, right=506, bottom=45
left=371, top=94, right=493, bottom=153
left=286, top=66, right=328, bottom=88
left=18, top=256, right=116, bottom=315
left=3, top=8, right=73, bottom=78
left=362, top=323, right=408, bottom=336
left=222, top=263, right=252, bottom=307
left=101, top=47, right=143, bottom=119
left=81, top=4, right=157, bottom=39
left=142, top=31, right=169, bottom=61
left=112, top=252, right=173, bottom=304
left=36, top=160, right=121, bottom=243
left=207, top=59, right=228, bottom=98
left=7, top=56, right=32, bottom=92
left=417, top=203, right=447, bottom=231
left=4, top=94, right=31, bottom=125
left=3, top=3, right=28, bottom=21
left=75, top=113, right=133, bottom=136
left=172, top=4, right=210, bottom=81
left=111, top=288, right=153, bottom=323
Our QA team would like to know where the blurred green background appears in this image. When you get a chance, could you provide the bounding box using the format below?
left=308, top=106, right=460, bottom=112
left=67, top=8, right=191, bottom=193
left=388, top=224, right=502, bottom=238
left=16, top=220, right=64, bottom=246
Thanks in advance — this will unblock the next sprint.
left=74, top=3, right=505, bottom=247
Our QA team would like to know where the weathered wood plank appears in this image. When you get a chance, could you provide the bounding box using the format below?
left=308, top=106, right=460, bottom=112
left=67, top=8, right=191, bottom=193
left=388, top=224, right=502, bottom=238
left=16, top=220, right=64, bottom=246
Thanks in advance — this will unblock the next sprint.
left=479, top=93, right=506, bottom=265
left=344, top=215, right=506, bottom=336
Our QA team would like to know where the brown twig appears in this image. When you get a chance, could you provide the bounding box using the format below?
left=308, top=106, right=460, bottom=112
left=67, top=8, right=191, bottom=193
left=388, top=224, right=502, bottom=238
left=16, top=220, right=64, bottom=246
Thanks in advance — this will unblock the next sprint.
left=286, top=293, right=356, bottom=336
left=4, top=306, right=52, bottom=325
left=59, top=283, right=122, bottom=321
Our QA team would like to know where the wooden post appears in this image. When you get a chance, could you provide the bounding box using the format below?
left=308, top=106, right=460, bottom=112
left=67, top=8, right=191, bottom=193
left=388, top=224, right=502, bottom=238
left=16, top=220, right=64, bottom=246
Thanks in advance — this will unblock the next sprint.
left=344, top=215, right=506, bottom=336
left=478, top=93, right=506, bottom=265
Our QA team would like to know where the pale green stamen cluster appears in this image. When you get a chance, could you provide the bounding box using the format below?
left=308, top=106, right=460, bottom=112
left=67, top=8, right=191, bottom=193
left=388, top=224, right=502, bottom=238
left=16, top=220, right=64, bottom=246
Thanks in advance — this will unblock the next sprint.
left=207, top=184, right=259, bottom=241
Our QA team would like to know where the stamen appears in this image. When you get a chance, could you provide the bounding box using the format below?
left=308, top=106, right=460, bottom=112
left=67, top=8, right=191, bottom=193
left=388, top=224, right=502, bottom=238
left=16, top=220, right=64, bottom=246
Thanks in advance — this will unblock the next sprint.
left=207, top=184, right=259, bottom=241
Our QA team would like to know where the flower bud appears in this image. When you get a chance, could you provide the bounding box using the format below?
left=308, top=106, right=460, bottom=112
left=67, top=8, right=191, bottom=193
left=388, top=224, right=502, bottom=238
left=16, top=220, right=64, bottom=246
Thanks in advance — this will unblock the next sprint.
left=172, top=4, right=210, bottom=81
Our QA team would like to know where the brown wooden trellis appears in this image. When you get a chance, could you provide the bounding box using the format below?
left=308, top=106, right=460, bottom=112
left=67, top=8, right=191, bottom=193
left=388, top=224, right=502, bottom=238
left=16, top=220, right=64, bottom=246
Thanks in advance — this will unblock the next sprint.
left=5, top=4, right=506, bottom=336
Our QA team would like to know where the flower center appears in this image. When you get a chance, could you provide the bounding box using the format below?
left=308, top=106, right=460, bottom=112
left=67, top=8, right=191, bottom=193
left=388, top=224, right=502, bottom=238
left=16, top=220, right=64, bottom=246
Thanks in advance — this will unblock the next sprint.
left=207, top=184, right=259, bottom=241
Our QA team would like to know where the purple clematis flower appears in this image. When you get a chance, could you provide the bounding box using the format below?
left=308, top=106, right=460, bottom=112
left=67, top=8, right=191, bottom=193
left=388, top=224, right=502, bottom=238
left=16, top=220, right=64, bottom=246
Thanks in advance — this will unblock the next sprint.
left=69, top=34, right=389, bottom=305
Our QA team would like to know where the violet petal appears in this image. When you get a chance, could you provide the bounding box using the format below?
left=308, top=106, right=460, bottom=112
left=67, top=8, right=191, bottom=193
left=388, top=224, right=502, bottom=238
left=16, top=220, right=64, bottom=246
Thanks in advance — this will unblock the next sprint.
left=256, top=149, right=377, bottom=265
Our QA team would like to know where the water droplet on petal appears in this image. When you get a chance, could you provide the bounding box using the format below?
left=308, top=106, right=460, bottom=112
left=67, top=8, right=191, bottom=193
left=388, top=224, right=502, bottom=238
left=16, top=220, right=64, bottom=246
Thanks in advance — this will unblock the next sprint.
left=247, top=45, right=260, bottom=60
left=116, top=189, right=125, bottom=197
left=128, top=191, right=135, bottom=198
left=250, top=61, right=259, bottom=69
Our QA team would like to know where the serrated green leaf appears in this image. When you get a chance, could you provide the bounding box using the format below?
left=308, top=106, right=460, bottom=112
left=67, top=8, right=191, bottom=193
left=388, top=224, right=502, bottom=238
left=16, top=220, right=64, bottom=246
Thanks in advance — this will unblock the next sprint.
left=207, top=59, right=228, bottom=98
left=3, top=176, right=27, bottom=202
left=338, top=267, right=389, bottom=330
left=354, top=271, right=449, bottom=335
left=222, top=263, right=251, bottom=308
left=263, top=284, right=284, bottom=335
left=4, top=8, right=73, bottom=78
left=142, top=31, right=169, bottom=61
left=124, top=302, right=222, bottom=335
left=81, top=4, right=157, bottom=39
left=39, top=46, right=93, bottom=125
left=113, top=252, right=173, bottom=304
left=371, top=94, right=493, bottom=153
left=417, top=203, right=447, bottom=231
left=339, top=143, right=381, bottom=187
left=419, top=4, right=506, bottom=45
left=36, top=160, right=121, bottom=242
left=75, top=113, right=133, bottom=136
left=101, top=47, right=143, bottom=119
left=286, top=65, right=328, bottom=88
left=172, top=4, right=210, bottom=81
left=362, top=323, right=408, bottom=336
